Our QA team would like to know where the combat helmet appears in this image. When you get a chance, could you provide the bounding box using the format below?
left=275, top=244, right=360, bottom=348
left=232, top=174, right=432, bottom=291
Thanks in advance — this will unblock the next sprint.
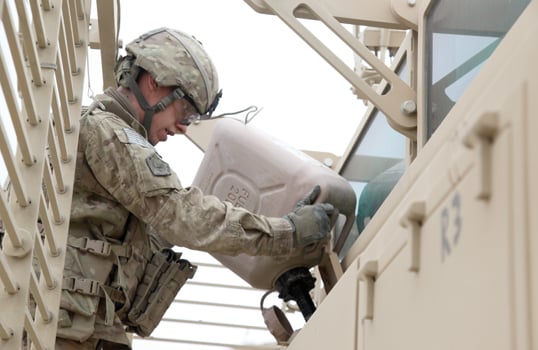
left=115, top=27, right=222, bottom=132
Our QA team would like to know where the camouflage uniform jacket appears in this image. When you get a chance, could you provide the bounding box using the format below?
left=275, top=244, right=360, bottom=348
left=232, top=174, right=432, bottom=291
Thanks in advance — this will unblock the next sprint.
left=61, top=88, right=294, bottom=344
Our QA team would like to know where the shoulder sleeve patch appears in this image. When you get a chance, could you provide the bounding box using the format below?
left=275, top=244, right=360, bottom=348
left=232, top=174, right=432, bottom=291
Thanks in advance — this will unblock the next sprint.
left=146, top=153, right=171, bottom=177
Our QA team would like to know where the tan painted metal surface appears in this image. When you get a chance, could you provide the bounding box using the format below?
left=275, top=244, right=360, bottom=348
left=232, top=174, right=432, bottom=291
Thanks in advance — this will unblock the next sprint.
left=241, top=0, right=537, bottom=349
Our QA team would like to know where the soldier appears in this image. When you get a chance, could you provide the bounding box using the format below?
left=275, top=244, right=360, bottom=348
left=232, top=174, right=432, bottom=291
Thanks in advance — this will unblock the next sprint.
left=57, top=27, right=334, bottom=349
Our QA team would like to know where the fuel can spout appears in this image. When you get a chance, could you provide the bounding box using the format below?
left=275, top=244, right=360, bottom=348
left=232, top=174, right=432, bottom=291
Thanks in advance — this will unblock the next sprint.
left=275, top=267, right=317, bottom=321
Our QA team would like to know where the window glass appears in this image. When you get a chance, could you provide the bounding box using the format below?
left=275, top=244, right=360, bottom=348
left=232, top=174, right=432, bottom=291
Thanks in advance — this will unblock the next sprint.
left=425, top=0, right=530, bottom=139
left=339, top=61, right=408, bottom=256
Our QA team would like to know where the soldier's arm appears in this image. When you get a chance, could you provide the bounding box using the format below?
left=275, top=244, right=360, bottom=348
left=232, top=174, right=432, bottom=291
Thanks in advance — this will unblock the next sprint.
left=86, top=118, right=294, bottom=256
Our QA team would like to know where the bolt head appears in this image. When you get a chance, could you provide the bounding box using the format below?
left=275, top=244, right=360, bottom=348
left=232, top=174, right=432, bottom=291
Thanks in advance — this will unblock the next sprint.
left=401, top=100, right=417, bottom=115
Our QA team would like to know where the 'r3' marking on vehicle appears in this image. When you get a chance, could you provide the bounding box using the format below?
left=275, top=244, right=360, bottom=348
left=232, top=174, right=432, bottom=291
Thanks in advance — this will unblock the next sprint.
left=441, top=192, right=462, bottom=262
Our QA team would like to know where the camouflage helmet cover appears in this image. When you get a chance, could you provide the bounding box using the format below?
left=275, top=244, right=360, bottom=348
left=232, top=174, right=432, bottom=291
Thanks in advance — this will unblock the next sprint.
left=117, top=27, right=220, bottom=116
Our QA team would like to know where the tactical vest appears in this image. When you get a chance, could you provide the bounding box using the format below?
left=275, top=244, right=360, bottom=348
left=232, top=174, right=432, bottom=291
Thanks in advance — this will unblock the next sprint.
left=58, top=97, right=196, bottom=344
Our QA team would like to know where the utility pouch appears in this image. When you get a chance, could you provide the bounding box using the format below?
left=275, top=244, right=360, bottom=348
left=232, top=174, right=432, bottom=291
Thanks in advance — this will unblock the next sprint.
left=56, top=311, right=97, bottom=342
left=126, top=248, right=196, bottom=337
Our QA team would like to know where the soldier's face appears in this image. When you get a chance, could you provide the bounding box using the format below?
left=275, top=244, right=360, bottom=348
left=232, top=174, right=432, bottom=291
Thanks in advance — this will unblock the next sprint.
left=149, top=98, right=189, bottom=145
left=146, top=87, right=189, bottom=145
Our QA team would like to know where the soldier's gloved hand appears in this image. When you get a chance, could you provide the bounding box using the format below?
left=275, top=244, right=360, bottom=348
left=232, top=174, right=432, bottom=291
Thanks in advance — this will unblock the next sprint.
left=284, top=186, right=334, bottom=250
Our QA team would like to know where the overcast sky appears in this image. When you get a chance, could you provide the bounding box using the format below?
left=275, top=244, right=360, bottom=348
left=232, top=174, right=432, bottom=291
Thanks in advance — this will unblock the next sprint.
left=84, top=0, right=365, bottom=186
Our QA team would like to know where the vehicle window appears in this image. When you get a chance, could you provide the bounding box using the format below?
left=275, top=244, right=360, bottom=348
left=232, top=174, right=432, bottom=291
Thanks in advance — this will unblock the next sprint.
left=339, top=61, right=408, bottom=256
left=425, top=0, right=531, bottom=139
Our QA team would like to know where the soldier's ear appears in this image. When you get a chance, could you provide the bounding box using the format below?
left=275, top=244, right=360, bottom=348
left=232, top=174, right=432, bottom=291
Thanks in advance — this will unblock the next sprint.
left=148, top=75, right=159, bottom=91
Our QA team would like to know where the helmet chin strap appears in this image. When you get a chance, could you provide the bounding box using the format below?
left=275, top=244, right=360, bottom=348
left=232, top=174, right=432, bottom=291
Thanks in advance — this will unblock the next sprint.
left=125, top=73, right=185, bottom=136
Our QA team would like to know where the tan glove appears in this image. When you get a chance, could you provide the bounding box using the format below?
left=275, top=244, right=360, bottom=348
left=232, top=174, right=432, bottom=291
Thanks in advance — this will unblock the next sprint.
left=284, top=186, right=334, bottom=250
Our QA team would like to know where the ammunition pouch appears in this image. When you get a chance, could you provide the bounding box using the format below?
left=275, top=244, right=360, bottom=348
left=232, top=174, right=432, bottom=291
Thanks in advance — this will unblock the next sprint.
left=125, top=248, right=197, bottom=337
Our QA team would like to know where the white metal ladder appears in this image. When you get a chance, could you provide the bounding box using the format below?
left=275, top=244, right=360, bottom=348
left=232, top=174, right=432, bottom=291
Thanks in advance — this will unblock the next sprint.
left=0, top=1, right=116, bottom=349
